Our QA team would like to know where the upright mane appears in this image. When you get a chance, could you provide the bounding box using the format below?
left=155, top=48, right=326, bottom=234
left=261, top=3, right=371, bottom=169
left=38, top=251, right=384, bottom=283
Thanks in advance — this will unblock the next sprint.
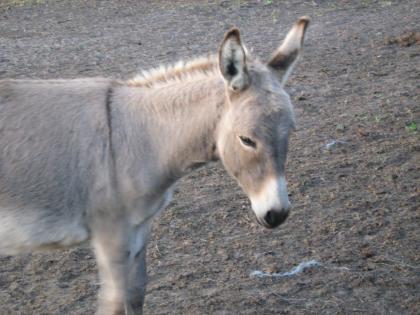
left=128, top=55, right=219, bottom=87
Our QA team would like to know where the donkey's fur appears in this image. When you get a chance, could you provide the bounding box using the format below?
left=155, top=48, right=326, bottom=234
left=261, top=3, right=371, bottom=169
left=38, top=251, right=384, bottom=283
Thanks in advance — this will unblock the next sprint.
left=0, top=17, right=309, bottom=314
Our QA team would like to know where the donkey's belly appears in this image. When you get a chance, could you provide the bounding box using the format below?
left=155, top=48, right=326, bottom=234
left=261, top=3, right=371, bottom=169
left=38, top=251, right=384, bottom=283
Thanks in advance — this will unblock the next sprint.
left=0, top=205, right=90, bottom=255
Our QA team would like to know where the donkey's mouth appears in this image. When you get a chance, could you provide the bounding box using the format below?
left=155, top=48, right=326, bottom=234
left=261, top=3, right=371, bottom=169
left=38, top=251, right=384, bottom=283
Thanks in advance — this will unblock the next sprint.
left=256, top=216, right=272, bottom=229
left=256, top=210, right=289, bottom=229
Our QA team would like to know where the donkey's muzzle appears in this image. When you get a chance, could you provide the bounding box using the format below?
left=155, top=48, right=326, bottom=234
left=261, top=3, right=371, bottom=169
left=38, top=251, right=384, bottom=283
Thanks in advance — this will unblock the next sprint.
left=262, top=209, right=289, bottom=229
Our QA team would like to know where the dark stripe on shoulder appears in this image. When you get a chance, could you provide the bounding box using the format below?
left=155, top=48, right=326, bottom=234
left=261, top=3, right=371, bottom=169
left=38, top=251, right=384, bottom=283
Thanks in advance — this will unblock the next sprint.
left=105, top=85, right=116, bottom=167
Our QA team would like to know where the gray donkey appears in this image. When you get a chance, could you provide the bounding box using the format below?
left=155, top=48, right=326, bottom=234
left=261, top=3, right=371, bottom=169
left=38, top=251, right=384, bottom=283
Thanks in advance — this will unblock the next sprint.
left=0, top=17, right=309, bottom=314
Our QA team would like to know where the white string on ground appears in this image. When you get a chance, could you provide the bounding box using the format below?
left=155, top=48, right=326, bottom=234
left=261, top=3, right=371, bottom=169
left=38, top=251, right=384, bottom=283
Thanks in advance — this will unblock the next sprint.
left=325, top=139, right=347, bottom=150
left=250, top=259, right=321, bottom=278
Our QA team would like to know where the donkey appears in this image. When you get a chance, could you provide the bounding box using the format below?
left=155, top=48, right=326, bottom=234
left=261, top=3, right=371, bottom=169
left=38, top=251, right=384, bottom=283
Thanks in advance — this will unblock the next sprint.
left=0, top=17, right=309, bottom=314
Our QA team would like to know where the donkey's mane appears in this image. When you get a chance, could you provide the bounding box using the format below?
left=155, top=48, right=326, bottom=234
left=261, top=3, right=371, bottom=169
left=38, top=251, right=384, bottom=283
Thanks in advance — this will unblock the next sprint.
left=128, top=55, right=219, bottom=87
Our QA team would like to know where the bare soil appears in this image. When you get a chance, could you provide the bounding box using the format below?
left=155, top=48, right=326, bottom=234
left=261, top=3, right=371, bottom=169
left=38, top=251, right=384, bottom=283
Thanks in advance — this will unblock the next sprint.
left=0, top=1, right=419, bottom=314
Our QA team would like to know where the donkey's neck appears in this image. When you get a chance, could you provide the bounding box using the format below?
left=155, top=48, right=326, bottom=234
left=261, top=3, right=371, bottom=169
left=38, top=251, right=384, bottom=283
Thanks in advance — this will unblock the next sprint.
left=114, top=71, right=226, bottom=195
left=148, top=75, right=225, bottom=177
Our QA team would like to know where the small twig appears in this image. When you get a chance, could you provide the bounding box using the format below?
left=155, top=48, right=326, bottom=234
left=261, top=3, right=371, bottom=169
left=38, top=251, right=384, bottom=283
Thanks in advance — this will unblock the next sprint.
left=154, top=244, right=162, bottom=258
left=272, top=293, right=308, bottom=303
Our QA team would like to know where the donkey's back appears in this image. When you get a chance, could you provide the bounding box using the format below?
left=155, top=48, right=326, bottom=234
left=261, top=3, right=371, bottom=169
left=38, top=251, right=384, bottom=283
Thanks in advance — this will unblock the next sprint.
left=0, top=78, right=113, bottom=254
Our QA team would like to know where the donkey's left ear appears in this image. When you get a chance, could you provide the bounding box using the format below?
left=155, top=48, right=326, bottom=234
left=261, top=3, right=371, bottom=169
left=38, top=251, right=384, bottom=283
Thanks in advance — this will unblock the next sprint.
left=268, top=16, right=310, bottom=85
left=219, top=28, right=250, bottom=92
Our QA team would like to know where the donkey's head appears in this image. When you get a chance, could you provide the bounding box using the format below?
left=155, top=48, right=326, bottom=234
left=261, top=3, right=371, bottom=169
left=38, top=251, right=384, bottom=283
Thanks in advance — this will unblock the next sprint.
left=216, top=17, right=309, bottom=228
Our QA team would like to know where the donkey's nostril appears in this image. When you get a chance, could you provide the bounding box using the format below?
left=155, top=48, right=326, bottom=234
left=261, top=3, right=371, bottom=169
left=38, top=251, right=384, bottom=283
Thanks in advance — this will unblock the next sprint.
left=264, top=210, right=289, bottom=228
left=266, top=210, right=274, bottom=223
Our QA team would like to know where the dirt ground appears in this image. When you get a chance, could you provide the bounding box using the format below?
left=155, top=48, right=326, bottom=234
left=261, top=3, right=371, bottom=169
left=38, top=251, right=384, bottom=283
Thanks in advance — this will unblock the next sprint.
left=0, top=0, right=419, bottom=314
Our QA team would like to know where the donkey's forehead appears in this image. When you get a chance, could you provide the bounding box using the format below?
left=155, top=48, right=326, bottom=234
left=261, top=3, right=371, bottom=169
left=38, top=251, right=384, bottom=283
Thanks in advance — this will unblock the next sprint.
left=232, top=90, right=294, bottom=136
left=242, top=80, right=293, bottom=115
left=234, top=90, right=295, bottom=134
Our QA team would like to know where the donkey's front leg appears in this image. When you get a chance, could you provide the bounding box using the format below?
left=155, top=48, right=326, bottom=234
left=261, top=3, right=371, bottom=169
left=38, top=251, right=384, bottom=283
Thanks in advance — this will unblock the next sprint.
left=93, top=217, right=150, bottom=315
left=126, top=223, right=151, bottom=315
left=92, top=215, right=131, bottom=315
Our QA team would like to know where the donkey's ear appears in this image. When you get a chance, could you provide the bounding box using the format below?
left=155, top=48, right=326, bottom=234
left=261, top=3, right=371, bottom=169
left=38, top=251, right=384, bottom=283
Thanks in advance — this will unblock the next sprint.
left=218, top=28, right=250, bottom=92
left=268, top=16, right=310, bottom=85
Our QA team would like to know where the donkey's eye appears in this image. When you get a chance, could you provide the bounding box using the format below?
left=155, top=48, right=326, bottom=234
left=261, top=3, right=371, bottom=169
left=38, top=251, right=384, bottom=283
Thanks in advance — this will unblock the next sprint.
left=239, top=136, right=257, bottom=148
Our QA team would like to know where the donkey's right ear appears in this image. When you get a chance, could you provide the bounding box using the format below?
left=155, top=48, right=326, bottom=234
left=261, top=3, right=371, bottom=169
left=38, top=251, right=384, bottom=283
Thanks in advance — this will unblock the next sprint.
left=218, top=28, right=250, bottom=92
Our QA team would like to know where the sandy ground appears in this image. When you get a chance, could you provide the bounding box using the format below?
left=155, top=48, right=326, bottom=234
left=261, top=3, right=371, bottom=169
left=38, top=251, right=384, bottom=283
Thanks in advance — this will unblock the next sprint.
left=0, top=0, right=419, bottom=314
